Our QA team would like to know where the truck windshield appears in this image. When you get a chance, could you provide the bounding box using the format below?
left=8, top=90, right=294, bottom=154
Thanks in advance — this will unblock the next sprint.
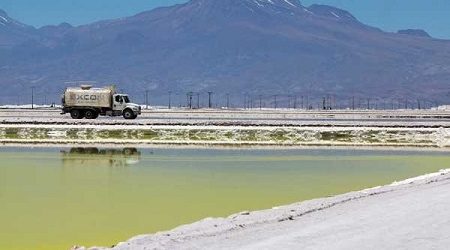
left=123, top=96, right=130, bottom=103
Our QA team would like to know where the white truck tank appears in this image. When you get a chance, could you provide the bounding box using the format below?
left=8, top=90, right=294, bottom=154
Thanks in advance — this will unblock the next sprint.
left=64, top=85, right=115, bottom=108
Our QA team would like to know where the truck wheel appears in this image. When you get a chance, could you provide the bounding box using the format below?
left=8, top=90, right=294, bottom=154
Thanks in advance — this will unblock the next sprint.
left=70, top=109, right=84, bottom=119
left=123, top=109, right=135, bottom=120
left=85, top=110, right=98, bottom=119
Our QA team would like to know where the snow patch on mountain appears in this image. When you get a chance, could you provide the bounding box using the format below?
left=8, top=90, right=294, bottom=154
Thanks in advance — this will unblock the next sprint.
left=307, top=4, right=358, bottom=22
left=0, top=10, right=30, bottom=29
left=0, top=9, right=9, bottom=24
left=0, top=14, right=9, bottom=26
left=251, top=0, right=301, bottom=9
left=330, top=11, right=340, bottom=18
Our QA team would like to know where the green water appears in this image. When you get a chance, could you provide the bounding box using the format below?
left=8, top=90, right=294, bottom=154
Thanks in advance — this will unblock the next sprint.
left=0, top=147, right=449, bottom=250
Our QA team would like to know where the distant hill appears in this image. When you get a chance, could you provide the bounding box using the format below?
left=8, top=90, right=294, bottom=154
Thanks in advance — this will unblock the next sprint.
left=0, top=0, right=449, bottom=107
left=398, top=29, right=432, bottom=38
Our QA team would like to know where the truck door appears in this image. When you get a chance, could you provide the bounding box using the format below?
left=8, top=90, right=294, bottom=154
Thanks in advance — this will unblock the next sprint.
left=113, top=94, right=127, bottom=111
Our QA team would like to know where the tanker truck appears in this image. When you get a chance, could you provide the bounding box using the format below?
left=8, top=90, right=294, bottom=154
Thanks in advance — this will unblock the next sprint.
left=61, top=85, right=141, bottom=119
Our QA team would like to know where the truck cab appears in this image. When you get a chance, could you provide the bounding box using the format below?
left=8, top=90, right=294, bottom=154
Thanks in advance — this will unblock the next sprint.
left=113, top=94, right=141, bottom=119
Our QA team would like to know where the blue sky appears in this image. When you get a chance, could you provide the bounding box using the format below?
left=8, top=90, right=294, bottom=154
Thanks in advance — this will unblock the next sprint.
left=1, top=0, right=449, bottom=39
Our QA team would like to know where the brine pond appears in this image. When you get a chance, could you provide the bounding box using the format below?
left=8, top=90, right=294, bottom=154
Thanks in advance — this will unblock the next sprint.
left=1, top=147, right=449, bottom=250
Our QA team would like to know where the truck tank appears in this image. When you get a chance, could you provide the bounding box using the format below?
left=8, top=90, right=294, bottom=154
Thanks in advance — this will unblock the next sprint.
left=64, top=85, right=115, bottom=108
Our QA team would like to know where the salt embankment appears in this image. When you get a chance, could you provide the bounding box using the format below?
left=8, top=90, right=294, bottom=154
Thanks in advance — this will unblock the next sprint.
left=75, top=169, right=450, bottom=250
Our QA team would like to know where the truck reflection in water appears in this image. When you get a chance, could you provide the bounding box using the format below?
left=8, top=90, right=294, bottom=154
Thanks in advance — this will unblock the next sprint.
left=61, top=148, right=141, bottom=168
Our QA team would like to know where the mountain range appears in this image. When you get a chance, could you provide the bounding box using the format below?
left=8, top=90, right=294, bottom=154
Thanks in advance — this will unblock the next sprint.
left=0, top=0, right=449, bottom=107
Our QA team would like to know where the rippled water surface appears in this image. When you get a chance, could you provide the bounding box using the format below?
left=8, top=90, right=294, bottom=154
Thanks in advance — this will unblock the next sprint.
left=1, top=147, right=449, bottom=250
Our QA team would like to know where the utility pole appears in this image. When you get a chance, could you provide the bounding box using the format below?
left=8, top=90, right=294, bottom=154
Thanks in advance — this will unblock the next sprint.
left=274, top=95, right=278, bottom=109
left=259, top=95, right=262, bottom=110
left=327, top=95, right=331, bottom=110
left=208, top=91, right=213, bottom=109
left=331, top=95, right=334, bottom=110
left=186, top=92, right=194, bottom=109
left=31, top=86, right=35, bottom=109
left=168, top=91, right=172, bottom=109
left=226, top=93, right=230, bottom=109
left=197, top=93, right=200, bottom=109
left=244, top=94, right=247, bottom=109
left=145, top=90, right=149, bottom=109
left=352, top=96, right=355, bottom=110
left=186, top=93, right=189, bottom=108
left=306, top=95, right=309, bottom=110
